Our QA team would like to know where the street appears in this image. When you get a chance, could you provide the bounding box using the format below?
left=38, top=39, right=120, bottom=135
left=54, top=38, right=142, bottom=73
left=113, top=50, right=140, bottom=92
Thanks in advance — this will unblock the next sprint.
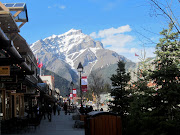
left=2, top=110, right=84, bottom=135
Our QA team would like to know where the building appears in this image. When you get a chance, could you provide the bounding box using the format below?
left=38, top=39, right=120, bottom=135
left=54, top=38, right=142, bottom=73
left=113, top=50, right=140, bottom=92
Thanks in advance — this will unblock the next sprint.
left=40, top=75, right=55, bottom=96
left=0, top=2, right=55, bottom=123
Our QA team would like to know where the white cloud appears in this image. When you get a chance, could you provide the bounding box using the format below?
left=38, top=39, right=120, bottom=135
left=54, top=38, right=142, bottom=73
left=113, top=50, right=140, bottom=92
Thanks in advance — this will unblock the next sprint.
left=101, top=34, right=134, bottom=47
left=91, top=25, right=131, bottom=38
left=124, top=47, right=156, bottom=63
left=48, top=4, right=66, bottom=10
left=130, top=48, right=139, bottom=53
left=90, top=32, right=97, bottom=38
left=90, top=25, right=134, bottom=53
left=89, top=0, right=121, bottom=11
left=90, top=25, right=156, bottom=62
left=58, top=5, right=66, bottom=9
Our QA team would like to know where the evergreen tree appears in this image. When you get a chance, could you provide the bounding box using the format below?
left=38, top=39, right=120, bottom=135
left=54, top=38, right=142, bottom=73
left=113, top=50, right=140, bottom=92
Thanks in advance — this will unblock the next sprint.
left=127, top=24, right=180, bottom=135
left=149, top=23, right=180, bottom=134
left=109, top=60, right=131, bottom=116
left=109, top=61, right=132, bottom=135
left=127, top=57, right=156, bottom=135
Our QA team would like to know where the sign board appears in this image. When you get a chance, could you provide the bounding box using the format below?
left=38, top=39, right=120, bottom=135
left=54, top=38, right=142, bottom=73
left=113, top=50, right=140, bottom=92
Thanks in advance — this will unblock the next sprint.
left=0, top=66, right=10, bottom=76
left=81, top=76, right=88, bottom=92
left=0, top=76, right=17, bottom=83
left=73, top=89, right=76, bottom=97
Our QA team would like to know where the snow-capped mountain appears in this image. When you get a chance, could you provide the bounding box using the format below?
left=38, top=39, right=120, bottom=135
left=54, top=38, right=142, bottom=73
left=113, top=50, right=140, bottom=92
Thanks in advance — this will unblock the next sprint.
left=30, top=29, right=135, bottom=82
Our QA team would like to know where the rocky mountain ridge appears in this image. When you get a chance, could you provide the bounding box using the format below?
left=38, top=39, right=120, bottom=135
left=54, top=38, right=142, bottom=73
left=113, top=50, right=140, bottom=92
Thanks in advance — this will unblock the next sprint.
left=30, top=29, right=136, bottom=83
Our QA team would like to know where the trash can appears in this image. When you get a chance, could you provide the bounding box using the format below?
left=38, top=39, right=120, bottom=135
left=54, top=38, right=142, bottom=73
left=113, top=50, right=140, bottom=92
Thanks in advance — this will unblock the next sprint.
left=85, top=111, right=122, bottom=135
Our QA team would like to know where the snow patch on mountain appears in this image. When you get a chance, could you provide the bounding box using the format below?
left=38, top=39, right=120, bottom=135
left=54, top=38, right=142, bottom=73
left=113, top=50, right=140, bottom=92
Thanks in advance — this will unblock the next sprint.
left=30, top=29, right=135, bottom=82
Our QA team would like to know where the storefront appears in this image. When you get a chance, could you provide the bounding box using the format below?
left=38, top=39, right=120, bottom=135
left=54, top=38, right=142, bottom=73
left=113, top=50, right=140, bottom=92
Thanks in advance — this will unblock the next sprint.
left=0, top=88, right=25, bottom=120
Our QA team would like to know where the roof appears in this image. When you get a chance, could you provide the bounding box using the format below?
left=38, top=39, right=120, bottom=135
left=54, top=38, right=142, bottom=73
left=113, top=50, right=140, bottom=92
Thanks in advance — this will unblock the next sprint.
left=3, top=3, right=28, bottom=22
left=0, top=2, right=28, bottom=33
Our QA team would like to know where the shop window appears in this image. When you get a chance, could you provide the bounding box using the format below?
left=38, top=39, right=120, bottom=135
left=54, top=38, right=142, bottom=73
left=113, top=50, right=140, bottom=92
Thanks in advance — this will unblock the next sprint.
left=16, top=95, right=20, bottom=117
left=5, top=93, right=11, bottom=119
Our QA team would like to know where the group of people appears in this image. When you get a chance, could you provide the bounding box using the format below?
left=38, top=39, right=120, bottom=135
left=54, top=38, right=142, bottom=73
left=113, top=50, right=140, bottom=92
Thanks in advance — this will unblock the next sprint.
left=35, top=103, right=61, bottom=122
left=80, top=105, right=93, bottom=114
left=30, top=102, right=88, bottom=122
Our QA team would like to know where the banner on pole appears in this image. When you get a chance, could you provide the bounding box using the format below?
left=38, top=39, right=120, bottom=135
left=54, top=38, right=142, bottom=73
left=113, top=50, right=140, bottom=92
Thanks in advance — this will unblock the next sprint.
left=73, top=89, right=76, bottom=97
left=82, top=85, right=87, bottom=92
left=81, top=76, right=88, bottom=92
left=70, top=93, right=73, bottom=100
left=81, top=76, right=88, bottom=85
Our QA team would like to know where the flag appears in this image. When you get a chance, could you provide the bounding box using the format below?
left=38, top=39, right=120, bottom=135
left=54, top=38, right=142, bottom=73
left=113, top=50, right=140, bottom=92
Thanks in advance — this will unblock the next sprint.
left=73, top=89, right=76, bottom=97
left=38, top=62, right=43, bottom=68
left=135, top=53, right=139, bottom=56
left=81, top=76, right=88, bottom=92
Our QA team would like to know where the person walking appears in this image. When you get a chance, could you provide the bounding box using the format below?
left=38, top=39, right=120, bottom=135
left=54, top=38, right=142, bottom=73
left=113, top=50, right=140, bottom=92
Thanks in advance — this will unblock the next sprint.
left=33, top=104, right=38, bottom=118
left=53, top=103, right=57, bottom=115
left=64, top=102, right=68, bottom=115
left=57, top=104, right=61, bottom=115
left=41, top=104, right=46, bottom=119
left=47, top=105, right=52, bottom=122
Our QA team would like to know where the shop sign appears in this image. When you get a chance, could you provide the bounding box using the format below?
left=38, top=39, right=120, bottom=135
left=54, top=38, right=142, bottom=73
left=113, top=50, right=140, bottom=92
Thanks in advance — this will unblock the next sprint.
left=0, top=76, right=17, bottom=83
left=6, top=83, right=22, bottom=90
left=0, top=66, right=10, bottom=76
left=11, top=90, right=16, bottom=93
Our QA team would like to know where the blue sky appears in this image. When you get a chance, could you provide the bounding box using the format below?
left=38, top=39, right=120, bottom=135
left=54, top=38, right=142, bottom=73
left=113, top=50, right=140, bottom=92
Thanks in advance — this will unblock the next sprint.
left=1, top=0, right=178, bottom=62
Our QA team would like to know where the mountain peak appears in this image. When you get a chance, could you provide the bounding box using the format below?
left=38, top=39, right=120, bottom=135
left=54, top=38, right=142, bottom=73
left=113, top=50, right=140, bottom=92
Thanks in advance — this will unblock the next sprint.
left=64, top=29, right=82, bottom=36
left=30, top=29, right=136, bottom=83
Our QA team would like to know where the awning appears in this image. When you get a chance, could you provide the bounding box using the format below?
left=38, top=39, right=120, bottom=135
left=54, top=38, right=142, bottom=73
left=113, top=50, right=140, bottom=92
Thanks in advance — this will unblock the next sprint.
left=37, top=83, right=48, bottom=94
left=43, top=94, right=56, bottom=103
left=0, top=28, right=34, bottom=75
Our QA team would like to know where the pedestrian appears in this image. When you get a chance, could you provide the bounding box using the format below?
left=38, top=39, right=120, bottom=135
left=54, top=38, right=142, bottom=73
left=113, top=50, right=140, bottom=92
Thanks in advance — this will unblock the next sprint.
left=37, top=105, right=40, bottom=118
left=33, top=104, right=38, bottom=118
left=41, top=104, right=46, bottom=119
left=85, top=105, right=89, bottom=115
left=57, top=104, right=61, bottom=115
left=89, top=106, right=93, bottom=112
left=53, top=103, right=57, bottom=115
left=64, top=102, right=68, bottom=115
left=47, top=104, right=52, bottom=122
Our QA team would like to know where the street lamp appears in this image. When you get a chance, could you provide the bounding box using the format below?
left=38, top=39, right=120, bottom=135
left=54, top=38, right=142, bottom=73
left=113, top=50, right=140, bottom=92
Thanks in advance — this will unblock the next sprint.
left=68, top=88, right=71, bottom=106
left=77, top=62, right=83, bottom=111
left=71, top=81, right=74, bottom=105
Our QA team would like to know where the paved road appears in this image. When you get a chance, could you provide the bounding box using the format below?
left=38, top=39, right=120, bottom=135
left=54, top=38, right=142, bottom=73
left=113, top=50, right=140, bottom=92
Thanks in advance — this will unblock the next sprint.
left=2, top=111, right=84, bottom=135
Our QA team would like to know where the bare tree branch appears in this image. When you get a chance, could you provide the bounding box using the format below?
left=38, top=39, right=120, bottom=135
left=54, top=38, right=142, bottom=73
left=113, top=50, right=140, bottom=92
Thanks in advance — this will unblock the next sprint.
left=150, top=0, right=180, bottom=33
left=165, top=0, right=180, bottom=29
left=133, top=28, right=158, bottom=45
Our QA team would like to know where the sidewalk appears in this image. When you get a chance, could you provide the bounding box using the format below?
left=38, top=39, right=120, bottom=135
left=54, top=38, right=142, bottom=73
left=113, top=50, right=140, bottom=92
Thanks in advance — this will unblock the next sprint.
left=17, top=111, right=84, bottom=135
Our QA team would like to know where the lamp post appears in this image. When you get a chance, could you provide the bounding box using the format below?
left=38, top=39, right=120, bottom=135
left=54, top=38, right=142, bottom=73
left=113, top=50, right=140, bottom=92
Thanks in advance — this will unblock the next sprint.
left=68, top=88, right=71, bottom=106
left=77, top=62, right=83, bottom=111
left=71, top=81, right=74, bottom=105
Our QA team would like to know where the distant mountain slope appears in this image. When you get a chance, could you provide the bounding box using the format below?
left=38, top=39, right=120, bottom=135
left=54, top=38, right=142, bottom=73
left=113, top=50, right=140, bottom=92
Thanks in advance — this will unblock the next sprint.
left=30, top=29, right=136, bottom=84
left=41, top=68, right=75, bottom=96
